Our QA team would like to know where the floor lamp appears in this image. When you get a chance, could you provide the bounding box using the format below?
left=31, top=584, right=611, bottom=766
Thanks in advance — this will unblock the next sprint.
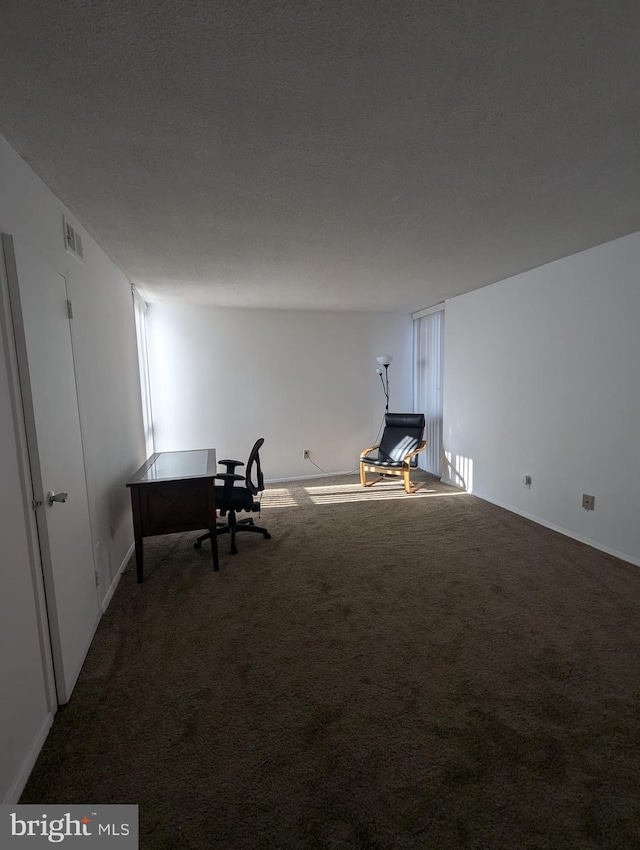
left=376, top=355, right=393, bottom=412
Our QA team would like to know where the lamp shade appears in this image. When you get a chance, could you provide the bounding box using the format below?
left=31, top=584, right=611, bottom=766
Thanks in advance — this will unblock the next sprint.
left=376, top=355, right=393, bottom=366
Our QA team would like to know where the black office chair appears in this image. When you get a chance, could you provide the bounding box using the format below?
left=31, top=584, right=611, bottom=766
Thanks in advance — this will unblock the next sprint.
left=360, top=413, right=426, bottom=493
left=194, top=438, right=271, bottom=555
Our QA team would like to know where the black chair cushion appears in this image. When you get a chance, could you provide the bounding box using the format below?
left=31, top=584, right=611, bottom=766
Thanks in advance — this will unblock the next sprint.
left=361, top=454, right=404, bottom=469
left=214, top=485, right=255, bottom=512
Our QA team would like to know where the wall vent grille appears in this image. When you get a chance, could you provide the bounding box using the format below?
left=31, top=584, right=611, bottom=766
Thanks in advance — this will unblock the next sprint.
left=63, top=216, right=84, bottom=261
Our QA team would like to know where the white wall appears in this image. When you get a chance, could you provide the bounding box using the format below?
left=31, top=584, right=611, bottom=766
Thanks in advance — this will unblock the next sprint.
left=146, top=304, right=413, bottom=479
left=0, top=134, right=146, bottom=801
left=443, top=231, right=640, bottom=566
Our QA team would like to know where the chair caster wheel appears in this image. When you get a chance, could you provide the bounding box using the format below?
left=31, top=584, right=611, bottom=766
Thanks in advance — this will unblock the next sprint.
left=193, top=541, right=202, bottom=550
left=264, top=532, right=271, bottom=539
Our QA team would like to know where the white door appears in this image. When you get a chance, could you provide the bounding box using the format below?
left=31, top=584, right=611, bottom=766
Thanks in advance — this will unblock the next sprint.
left=4, top=235, right=100, bottom=704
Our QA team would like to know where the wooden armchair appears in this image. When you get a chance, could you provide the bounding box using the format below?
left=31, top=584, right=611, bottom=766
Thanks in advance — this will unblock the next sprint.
left=360, top=413, right=426, bottom=494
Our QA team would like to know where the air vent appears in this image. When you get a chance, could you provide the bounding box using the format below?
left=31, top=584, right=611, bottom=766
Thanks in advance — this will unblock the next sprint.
left=62, top=216, right=84, bottom=261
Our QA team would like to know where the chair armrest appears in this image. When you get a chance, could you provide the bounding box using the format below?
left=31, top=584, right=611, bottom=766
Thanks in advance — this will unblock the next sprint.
left=215, top=472, right=245, bottom=506
left=215, top=473, right=245, bottom=483
left=218, top=458, right=245, bottom=473
left=360, top=443, right=380, bottom=459
left=403, top=441, right=427, bottom=462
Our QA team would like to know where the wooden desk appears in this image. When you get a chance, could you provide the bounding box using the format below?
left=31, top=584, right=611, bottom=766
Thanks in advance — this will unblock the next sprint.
left=126, top=449, right=219, bottom=582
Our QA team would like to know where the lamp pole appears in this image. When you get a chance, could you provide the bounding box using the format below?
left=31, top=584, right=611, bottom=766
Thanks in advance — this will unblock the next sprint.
left=376, top=355, right=393, bottom=412
left=382, top=364, right=390, bottom=411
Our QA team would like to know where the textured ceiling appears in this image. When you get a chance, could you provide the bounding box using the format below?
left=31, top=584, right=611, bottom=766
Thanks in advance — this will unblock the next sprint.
left=1, top=0, right=639, bottom=311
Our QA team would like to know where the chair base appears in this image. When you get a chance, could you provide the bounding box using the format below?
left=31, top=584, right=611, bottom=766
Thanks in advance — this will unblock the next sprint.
left=360, top=463, right=423, bottom=494
left=194, top=515, right=271, bottom=555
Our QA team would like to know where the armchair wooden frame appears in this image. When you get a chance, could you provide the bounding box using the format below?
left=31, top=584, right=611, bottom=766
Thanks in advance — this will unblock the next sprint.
left=359, top=440, right=427, bottom=494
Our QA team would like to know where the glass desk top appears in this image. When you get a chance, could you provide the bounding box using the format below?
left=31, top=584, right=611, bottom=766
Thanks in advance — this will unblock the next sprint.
left=127, top=449, right=217, bottom=485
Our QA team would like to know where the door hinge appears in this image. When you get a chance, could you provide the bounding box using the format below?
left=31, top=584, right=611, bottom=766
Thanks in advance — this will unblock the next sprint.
left=67, top=299, right=74, bottom=319
left=94, top=568, right=100, bottom=587
left=32, top=499, right=43, bottom=510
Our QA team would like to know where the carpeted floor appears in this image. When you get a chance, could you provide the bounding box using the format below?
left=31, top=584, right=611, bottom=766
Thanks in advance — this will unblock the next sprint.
left=21, top=474, right=640, bottom=849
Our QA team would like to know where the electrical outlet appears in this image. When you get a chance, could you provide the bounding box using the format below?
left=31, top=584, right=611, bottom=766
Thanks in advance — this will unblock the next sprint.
left=303, top=449, right=310, bottom=459
left=582, top=493, right=595, bottom=511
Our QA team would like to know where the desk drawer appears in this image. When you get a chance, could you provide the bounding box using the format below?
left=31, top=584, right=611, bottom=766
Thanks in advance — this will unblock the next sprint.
left=135, top=478, right=213, bottom=536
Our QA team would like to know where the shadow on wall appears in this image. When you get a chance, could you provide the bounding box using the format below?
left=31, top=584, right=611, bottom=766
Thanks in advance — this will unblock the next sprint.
left=443, top=451, right=474, bottom=492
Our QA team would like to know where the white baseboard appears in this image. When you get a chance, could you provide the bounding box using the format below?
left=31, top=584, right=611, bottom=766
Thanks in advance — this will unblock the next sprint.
left=266, top=470, right=357, bottom=484
left=3, top=712, right=54, bottom=804
left=101, top=542, right=135, bottom=613
left=453, top=484, right=640, bottom=568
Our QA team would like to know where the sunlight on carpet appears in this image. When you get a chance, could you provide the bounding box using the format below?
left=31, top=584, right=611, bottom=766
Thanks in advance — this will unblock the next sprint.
left=261, top=488, right=299, bottom=507
left=263, top=480, right=471, bottom=508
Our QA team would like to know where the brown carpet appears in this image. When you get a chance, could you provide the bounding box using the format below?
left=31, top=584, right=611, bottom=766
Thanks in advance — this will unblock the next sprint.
left=21, top=474, right=640, bottom=849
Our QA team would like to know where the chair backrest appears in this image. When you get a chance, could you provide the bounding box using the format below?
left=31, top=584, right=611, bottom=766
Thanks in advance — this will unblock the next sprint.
left=379, top=413, right=425, bottom=466
left=245, top=438, right=265, bottom=496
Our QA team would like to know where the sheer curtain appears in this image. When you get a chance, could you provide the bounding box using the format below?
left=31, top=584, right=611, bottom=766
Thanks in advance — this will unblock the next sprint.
left=132, top=290, right=154, bottom=457
left=413, top=306, right=444, bottom=476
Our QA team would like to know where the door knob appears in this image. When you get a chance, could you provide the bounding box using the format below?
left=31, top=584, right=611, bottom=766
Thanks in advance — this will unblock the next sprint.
left=47, top=491, right=68, bottom=506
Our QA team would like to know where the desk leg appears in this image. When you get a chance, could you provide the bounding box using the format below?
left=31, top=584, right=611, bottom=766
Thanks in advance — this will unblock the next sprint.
left=210, top=528, right=219, bottom=572
left=131, top=487, right=144, bottom=583
left=207, top=479, right=219, bottom=572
